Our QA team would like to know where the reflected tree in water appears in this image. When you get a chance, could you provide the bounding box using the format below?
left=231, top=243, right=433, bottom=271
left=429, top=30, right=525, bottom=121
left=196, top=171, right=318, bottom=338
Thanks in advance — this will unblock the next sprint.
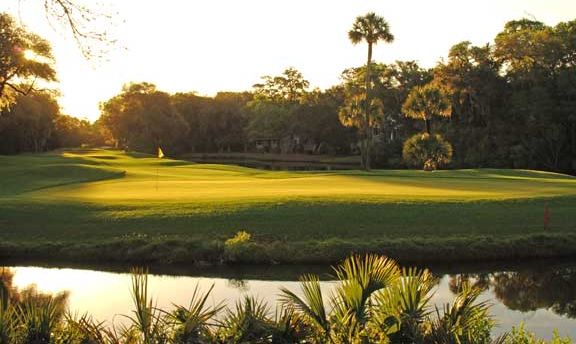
left=448, top=273, right=491, bottom=294
left=447, top=267, right=576, bottom=319
left=492, top=267, right=576, bottom=318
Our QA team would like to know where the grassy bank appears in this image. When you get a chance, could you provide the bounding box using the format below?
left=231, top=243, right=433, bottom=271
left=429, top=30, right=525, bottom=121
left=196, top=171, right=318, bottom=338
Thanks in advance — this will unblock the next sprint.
left=0, top=149, right=575, bottom=265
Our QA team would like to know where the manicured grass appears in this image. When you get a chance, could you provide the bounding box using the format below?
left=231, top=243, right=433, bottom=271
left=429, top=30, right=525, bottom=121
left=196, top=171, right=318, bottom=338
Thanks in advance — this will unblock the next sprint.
left=0, top=148, right=575, bottom=264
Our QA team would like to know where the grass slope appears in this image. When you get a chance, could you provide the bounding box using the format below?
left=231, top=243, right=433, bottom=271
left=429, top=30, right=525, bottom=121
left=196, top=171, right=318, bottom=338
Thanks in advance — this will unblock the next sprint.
left=1, top=149, right=575, bottom=265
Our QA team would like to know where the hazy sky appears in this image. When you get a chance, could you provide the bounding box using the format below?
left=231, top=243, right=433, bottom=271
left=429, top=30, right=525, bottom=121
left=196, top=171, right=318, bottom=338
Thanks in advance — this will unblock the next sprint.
left=2, top=0, right=576, bottom=121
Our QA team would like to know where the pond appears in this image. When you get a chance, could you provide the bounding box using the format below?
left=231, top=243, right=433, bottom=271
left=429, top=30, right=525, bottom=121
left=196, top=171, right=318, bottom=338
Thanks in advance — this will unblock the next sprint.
left=2, top=259, right=576, bottom=339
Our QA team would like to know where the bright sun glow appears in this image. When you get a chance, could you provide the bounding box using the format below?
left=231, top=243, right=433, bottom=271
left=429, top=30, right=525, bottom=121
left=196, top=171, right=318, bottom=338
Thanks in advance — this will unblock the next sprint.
left=23, top=50, right=36, bottom=60
left=1, top=0, right=576, bottom=121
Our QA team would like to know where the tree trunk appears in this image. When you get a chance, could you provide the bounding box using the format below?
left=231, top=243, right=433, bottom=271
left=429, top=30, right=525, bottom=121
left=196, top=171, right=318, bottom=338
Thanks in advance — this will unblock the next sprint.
left=425, top=118, right=431, bottom=135
left=364, top=42, right=373, bottom=170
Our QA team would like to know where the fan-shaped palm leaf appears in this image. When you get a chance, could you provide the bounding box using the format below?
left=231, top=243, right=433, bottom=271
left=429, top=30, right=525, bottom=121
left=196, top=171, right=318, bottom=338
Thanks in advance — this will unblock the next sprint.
left=372, top=267, right=436, bottom=342
left=218, top=296, right=273, bottom=343
left=330, top=254, right=400, bottom=338
left=279, top=274, right=329, bottom=337
left=167, top=283, right=223, bottom=343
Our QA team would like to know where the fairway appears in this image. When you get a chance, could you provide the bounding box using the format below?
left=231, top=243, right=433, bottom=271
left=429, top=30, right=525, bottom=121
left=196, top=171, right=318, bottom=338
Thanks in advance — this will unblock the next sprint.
left=1, top=149, right=576, bottom=264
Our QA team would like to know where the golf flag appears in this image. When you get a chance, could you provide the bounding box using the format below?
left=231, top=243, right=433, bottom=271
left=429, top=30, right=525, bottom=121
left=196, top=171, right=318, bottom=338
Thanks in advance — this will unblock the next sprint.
left=157, top=147, right=165, bottom=159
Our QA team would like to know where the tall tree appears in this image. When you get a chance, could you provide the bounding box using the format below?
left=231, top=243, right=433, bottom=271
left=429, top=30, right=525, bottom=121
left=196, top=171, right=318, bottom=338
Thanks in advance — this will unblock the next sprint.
left=0, top=13, right=57, bottom=109
left=348, top=12, right=394, bottom=169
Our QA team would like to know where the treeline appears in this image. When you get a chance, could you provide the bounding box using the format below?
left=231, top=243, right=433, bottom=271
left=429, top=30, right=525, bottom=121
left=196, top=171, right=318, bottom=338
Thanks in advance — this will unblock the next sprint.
left=98, top=76, right=354, bottom=156
left=96, top=18, right=576, bottom=174
left=1, top=12, right=575, bottom=174
left=0, top=92, right=104, bottom=154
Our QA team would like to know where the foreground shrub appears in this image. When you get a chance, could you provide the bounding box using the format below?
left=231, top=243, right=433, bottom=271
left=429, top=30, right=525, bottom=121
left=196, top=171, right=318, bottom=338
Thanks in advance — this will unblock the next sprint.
left=403, top=133, right=453, bottom=170
left=223, top=230, right=265, bottom=263
left=505, top=323, right=572, bottom=344
left=0, top=255, right=571, bottom=343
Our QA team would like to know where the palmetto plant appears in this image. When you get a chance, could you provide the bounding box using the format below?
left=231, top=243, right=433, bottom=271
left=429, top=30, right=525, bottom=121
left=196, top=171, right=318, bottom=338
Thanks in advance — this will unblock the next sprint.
left=217, top=296, right=273, bottom=343
left=371, top=267, right=436, bottom=343
left=280, top=254, right=402, bottom=343
left=167, top=283, right=223, bottom=344
left=330, top=254, right=400, bottom=340
left=280, top=255, right=500, bottom=344
left=426, top=283, right=494, bottom=344
left=402, top=83, right=452, bottom=135
left=0, top=298, right=16, bottom=344
left=270, top=307, right=312, bottom=344
left=279, top=274, right=330, bottom=342
left=127, top=268, right=169, bottom=344
left=60, top=312, right=139, bottom=344
left=402, top=133, right=453, bottom=171
left=16, top=296, right=63, bottom=344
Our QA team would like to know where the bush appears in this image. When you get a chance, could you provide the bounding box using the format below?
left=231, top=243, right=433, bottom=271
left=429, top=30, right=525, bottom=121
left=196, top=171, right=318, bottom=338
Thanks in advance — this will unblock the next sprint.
left=402, top=133, right=453, bottom=170
left=224, top=231, right=262, bottom=263
left=224, top=230, right=251, bottom=246
left=504, top=323, right=572, bottom=344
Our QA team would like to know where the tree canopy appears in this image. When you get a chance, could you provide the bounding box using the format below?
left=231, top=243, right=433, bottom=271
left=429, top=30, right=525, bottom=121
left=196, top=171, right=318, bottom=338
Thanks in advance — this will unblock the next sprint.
left=252, top=67, right=310, bottom=103
left=402, top=83, right=451, bottom=134
left=0, top=13, right=57, bottom=109
left=99, top=82, right=189, bottom=153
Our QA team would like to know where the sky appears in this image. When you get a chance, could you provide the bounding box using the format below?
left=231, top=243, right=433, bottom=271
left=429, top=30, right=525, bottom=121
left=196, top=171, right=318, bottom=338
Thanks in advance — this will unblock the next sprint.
left=2, top=0, right=576, bottom=122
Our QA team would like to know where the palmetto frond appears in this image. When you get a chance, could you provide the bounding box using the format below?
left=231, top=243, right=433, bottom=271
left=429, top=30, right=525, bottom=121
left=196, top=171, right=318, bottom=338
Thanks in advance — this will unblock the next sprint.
left=127, top=268, right=169, bottom=344
left=0, top=298, right=16, bottom=344
left=16, top=296, right=62, bottom=344
left=348, top=12, right=394, bottom=45
left=218, top=296, right=273, bottom=343
left=427, top=283, right=494, bottom=343
left=403, top=83, right=452, bottom=120
left=372, top=267, right=436, bottom=341
left=279, top=274, right=329, bottom=335
left=168, top=283, right=223, bottom=343
left=271, top=306, right=314, bottom=344
left=331, top=254, right=400, bottom=332
left=333, top=254, right=400, bottom=299
left=338, top=93, right=365, bottom=128
left=339, top=93, right=384, bottom=129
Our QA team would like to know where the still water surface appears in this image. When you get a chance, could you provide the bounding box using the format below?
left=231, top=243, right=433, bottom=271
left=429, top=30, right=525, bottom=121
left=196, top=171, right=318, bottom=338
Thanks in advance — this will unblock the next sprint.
left=3, top=261, right=576, bottom=339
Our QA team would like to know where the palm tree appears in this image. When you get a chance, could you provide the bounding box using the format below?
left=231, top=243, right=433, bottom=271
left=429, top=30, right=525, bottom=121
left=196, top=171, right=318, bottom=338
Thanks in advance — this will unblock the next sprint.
left=402, top=82, right=452, bottom=135
left=348, top=12, right=394, bottom=170
left=339, top=93, right=384, bottom=168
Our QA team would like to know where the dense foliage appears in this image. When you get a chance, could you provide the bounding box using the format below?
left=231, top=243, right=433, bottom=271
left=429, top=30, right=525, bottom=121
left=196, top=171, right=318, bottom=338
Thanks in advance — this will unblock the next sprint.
left=0, top=13, right=56, bottom=109
left=402, top=133, right=453, bottom=170
left=0, top=255, right=571, bottom=344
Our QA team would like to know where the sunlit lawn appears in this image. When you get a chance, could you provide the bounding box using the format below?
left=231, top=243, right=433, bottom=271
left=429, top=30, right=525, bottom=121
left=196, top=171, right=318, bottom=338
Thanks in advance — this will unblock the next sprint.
left=0, top=150, right=576, bottom=240
left=0, top=148, right=574, bottom=247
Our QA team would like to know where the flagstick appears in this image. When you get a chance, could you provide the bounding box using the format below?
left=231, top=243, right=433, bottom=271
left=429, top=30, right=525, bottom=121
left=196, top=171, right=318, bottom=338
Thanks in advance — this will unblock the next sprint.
left=156, top=146, right=164, bottom=191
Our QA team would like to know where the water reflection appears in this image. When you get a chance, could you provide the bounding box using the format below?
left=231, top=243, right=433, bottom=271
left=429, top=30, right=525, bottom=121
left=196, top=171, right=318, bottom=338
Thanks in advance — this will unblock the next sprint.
left=1, top=263, right=575, bottom=339
left=445, top=267, right=576, bottom=320
left=492, top=267, right=576, bottom=318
